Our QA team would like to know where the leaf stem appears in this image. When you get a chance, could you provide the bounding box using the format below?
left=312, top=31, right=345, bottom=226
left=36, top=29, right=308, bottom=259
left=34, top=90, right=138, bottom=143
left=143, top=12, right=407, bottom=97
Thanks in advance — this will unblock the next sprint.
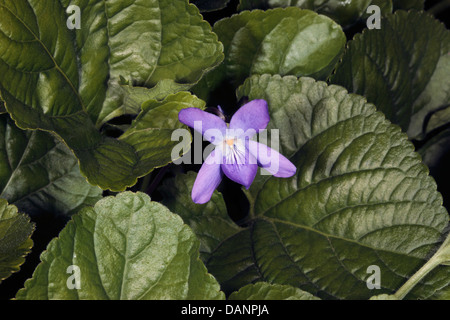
left=394, top=234, right=450, bottom=299
left=242, top=188, right=256, bottom=219
left=428, top=0, right=450, bottom=16
left=139, top=174, right=152, bottom=192
left=394, top=255, right=441, bottom=299
left=146, top=165, right=170, bottom=196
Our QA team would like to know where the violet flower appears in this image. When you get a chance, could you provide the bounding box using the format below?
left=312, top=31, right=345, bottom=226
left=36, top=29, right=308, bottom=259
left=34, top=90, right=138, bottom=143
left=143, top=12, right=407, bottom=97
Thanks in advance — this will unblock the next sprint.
left=179, top=99, right=296, bottom=204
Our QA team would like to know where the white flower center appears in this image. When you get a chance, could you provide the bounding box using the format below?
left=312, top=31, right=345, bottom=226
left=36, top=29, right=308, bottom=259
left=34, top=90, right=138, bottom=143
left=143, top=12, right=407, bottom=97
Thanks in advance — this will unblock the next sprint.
left=222, top=136, right=246, bottom=165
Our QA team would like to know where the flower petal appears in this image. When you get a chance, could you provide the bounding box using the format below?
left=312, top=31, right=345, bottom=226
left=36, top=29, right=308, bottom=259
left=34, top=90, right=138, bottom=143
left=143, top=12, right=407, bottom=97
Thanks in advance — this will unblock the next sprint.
left=229, top=99, right=269, bottom=137
left=179, top=108, right=227, bottom=143
left=221, top=147, right=258, bottom=189
left=192, top=149, right=223, bottom=204
left=248, top=141, right=296, bottom=177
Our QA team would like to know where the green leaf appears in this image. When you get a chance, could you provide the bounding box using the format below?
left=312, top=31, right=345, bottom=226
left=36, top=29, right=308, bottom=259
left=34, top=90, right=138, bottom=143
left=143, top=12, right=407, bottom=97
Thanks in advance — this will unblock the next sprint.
left=159, top=171, right=241, bottom=261
left=15, top=192, right=225, bottom=300
left=0, top=0, right=222, bottom=191
left=229, top=282, right=321, bottom=300
left=104, top=78, right=193, bottom=125
left=205, top=75, right=450, bottom=299
left=238, top=0, right=393, bottom=26
left=58, top=0, right=224, bottom=126
left=0, top=199, right=34, bottom=283
left=416, top=128, right=450, bottom=205
left=119, top=92, right=205, bottom=177
left=409, top=54, right=450, bottom=139
left=194, top=7, right=345, bottom=103
left=435, top=232, right=450, bottom=266
left=392, top=225, right=450, bottom=299
left=424, top=106, right=450, bottom=135
left=418, top=128, right=450, bottom=171
left=331, top=10, right=450, bottom=136
left=0, top=114, right=102, bottom=216
left=191, top=0, right=231, bottom=12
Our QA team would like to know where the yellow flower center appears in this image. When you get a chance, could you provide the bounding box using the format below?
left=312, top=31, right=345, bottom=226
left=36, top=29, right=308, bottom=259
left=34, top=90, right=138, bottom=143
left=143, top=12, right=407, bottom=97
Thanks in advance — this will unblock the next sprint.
left=226, top=138, right=235, bottom=146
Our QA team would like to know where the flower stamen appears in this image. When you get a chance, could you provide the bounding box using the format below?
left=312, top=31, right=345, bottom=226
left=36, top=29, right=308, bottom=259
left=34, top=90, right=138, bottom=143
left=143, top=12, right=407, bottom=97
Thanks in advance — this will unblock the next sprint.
left=226, top=138, right=235, bottom=146
left=223, top=137, right=246, bottom=165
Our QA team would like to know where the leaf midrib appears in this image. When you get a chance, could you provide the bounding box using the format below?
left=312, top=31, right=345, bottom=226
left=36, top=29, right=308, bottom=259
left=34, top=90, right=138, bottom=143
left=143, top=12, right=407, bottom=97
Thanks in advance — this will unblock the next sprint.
left=141, top=1, right=162, bottom=87
left=0, top=4, right=86, bottom=114
left=267, top=216, right=441, bottom=260
left=0, top=129, right=35, bottom=198
left=268, top=217, right=444, bottom=298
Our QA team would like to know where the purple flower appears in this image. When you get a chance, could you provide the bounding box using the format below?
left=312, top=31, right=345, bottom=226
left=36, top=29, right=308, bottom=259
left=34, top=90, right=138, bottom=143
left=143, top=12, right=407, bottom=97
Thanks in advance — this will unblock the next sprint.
left=179, top=99, right=296, bottom=204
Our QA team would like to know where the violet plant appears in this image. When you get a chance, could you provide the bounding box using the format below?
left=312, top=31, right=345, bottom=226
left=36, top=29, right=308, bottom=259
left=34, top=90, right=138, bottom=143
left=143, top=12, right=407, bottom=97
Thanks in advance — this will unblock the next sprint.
left=179, top=99, right=296, bottom=203
left=0, top=0, right=449, bottom=303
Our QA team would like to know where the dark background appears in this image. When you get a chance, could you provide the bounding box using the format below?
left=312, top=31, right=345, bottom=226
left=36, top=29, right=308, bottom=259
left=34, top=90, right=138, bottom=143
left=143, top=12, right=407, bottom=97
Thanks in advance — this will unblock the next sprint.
left=1, top=0, right=449, bottom=300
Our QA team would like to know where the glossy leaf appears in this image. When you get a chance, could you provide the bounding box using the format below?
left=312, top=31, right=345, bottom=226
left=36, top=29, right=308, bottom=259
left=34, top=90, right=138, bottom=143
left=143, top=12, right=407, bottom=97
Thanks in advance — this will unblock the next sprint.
left=58, top=0, right=224, bottom=126
left=229, top=282, right=321, bottom=300
left=417, top=128, right=450, bottom=206
left=419, top=128, right=450, bottom=171
left=331, top=10, right=450, bottom=137
left=205, top=75, right=450, bottom=299
left=238, top=0, right=393, bottom=26
left=194, top=8, right=345, bottom=103
left=105, top=79, right=193, bottom=125
left=0, top=114, right=102, bottom=216
left=15, top=192, right=225, bottom=300
left=119, top=92, right=205, bottom=177
left=0, top=199, right=34, bottom=282
left=0, top=0, right=222, bottom=191
left=424, top=106, right=450, bottom=135
left=409, top=55, right=450, bottom=139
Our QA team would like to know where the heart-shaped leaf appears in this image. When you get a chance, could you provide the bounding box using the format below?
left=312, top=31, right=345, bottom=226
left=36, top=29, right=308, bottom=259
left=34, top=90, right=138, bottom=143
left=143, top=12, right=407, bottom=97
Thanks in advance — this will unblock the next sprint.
left=417, top=128, right=450, bottom=206
left=194, top=8, right=345, bottom=105
left=59, top=0, right=224, bottom=126
left=419, top=128, right=450, bottom=169
left=0, top=199, right=34, bottom=283
left=204, top=75, right=450, bottom=299
left=229, top=282, right=321, bottom=300
left=424, top=106, right=450, bottom=136
left=238, top=0, right=393, bottom=26
left=119, top=92, right=206, bottom=177
left=15, top=192, right=225, bottom=300
left=0, top=114, right=102, bottom=216
left=0, top=0, right=222, bottom=191
left=331, top=10, right=450, bottom=138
